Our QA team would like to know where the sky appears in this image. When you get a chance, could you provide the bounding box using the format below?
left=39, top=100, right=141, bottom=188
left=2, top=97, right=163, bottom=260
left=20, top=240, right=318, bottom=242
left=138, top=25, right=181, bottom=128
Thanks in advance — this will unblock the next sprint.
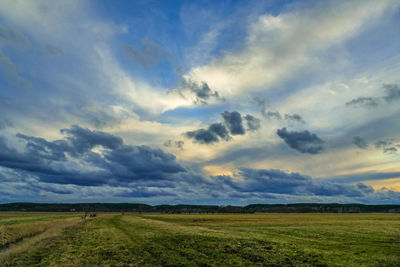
left=0, top=0, right=400, bottom=205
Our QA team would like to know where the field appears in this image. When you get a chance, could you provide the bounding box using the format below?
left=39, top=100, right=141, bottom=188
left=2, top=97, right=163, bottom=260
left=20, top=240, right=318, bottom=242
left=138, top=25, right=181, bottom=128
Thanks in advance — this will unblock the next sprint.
left=0, top=213, right=399, bottom=266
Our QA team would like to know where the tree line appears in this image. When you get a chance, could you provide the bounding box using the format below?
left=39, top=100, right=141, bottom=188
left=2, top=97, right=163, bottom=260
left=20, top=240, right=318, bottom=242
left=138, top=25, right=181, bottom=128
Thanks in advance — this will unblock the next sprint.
left=0, top=202, right=399, bottom=213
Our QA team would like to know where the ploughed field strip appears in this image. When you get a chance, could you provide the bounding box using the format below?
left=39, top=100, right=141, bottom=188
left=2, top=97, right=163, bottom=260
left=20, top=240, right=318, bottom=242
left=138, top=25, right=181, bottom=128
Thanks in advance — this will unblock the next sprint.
left=0, top=213, right=399, bottom=266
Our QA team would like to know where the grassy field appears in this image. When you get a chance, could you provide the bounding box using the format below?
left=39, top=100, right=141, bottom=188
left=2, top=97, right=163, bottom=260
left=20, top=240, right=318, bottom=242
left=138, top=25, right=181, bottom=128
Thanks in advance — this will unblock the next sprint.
left=0, top=213, right=399, bottom=266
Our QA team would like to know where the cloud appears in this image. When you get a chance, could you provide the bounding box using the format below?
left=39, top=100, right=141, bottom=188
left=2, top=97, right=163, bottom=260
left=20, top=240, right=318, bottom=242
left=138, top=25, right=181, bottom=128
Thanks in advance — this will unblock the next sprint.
left=0, top=119, right=13, bottom=130
left=375, top=139, right=399, bottom=154
left=252, top=96, right=268, bottom=108
left=209, top=123, right=231, bottom=140
left=262, top=110, right=305, bottom=123
left=214, top=168, right=375, bottom=198
left=1, top=127, right=399, bottom=203
left=164, top=140, right=184, bottom=149
left=375, top=140, right=391, bottom=148
left=284, top=114, right=305, bottom=123
left=383, top=147, right=397, bottom=154
left=345, top=97, right=379, bottom=108
left=325, top=171, right=400, bottom=183
left=186, top=1, right=396, bottom=98
left=0, top=25, right=29, bottom=46
left=252, top=96, right=270, bottom=117
left=277, top=127, right=324, bottom=154
left=221, top=111, right=245, bottom=135
left=263, top=111, right=282, bottom=120
left=0, top=24, right=33, bottom=90
left=45, top=44, right=63, bottom=55
left=186, top=129, right=218, bottom=144
left=60, top=125, right=123, bottom=155
left=121, top=38, right=169, bottom=69
left=345, top=83, right=400, bottom=108
left=116, top=188, right=176, bottom=198
left=352, top=136, right=368, bottom=149
left=186, top=122, right=230, bottom=144
left=185, top=111, right=261, bottom=144
left=0, top=125, right=190, bottom=186
left=0, top=51, right=32, bottom=90
left=0, top=0, right=399, bottom=203
left=383, top=83, right=400, bottom=102
left=174, top=78, right=222, bottom=105
left=244, top=115, right=260, bottom=131
left=15, top=133, right=70, bottom=161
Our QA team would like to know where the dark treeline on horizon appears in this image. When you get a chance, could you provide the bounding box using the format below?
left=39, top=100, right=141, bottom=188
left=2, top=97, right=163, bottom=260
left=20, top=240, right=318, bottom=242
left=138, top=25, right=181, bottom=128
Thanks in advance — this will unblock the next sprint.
left=0, top=203, right=400, bottom=213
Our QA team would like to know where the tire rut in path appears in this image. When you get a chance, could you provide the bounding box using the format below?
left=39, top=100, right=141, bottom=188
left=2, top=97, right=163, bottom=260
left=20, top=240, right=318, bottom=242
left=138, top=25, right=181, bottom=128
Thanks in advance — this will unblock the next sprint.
left=0, top=218, right=81, bottom=259
left=107, top=215, right=138, bottom=244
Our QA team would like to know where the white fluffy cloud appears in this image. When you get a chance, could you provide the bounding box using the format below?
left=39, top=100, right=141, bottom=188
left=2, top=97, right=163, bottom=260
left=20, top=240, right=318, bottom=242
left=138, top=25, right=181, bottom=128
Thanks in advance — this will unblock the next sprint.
left=186, top=0, right=398, bottom=98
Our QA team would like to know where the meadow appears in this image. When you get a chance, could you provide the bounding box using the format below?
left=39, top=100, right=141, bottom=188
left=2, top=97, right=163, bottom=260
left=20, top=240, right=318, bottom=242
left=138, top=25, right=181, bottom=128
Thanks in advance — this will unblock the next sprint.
left=0, top=212, right=399, bottom=266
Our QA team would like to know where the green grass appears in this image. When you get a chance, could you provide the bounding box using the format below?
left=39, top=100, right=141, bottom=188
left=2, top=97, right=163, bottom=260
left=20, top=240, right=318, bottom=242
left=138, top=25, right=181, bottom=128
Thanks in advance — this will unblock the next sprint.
left=0, top=212, right=81, bottom=251
left=0, top=213, right=399, bottom=266
left=0, top=212, right=80, bottom=226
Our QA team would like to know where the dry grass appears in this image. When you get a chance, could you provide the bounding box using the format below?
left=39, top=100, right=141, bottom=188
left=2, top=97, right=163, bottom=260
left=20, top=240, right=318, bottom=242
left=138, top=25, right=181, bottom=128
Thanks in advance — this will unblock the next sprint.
left=0, top=221, right=50, bottom=248
left=1, top=213, right=399, bottom=266
left=0, top=217, right=80, bottom=261
left=0, top=212, right=79, bottom=226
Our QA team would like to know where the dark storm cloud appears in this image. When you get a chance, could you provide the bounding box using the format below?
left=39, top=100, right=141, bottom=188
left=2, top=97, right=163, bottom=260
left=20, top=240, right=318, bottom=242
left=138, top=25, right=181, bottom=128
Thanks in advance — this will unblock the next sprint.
left=164, top=140, right=184, bottom=149
left=262, top=111, right=305, bottom=123
left=215, top=168, right=311, bottom=194
left=352, top=136, right=368, bottom=149
left=383, top=84, right=400, bottom=102
left=16, top=133, right=70, bottom=161
left=375, top=140, right=391, bottom=148
left=186, top=129, right=219, bottom=144
left=253, top=97, right=305, bottom=124
left=228, top=191, right=277, bottom=199
left=345, top=83, right=400, bottom=108
left=318, top=171, right=400, bottom=184
left=221, top=111, right=245, bottom=135
left=244, top=115, right=261, bottom=131
left=28, top=183, right=74, bottom=195
left=104, top=145, right=185, bottom=178
left=345, top=97, right=378, bottom=108
left=375, top=139, right=399, bottom=154
left=116, top=188, right=176, bottom=198
left=0, top=135, right=71, bottom=175
left=263, top=111, right=282, bottom=120
left=209, top=123, right=231, bottom=140
left=0, top=126, right=189, bottom=186
left=60, top=125, right=123, bottom=155
left=383, top=147, right=397, bottom=154
left=185, top=111, right=261, bottom=144
left=277, top=127, right=324, bottom=154
left=176, top=78, right=222, bottom=105
left=185, top=123, right=230, bottom=144
left=181, top=79, right=219, bottom=100
left=284, top=114, right=305, bottom=123
left=214, top=168, right=375, bottom=198
left=0, top=128, right=398, bottom=201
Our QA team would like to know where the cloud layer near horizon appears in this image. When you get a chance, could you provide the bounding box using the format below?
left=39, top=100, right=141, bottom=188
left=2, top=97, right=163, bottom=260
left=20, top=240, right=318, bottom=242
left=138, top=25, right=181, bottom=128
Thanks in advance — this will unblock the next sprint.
left=1, top=126, right=399, bottom=204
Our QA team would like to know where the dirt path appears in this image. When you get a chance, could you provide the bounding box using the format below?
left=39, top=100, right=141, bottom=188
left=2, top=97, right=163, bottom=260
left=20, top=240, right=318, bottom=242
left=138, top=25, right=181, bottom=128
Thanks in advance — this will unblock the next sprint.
left=0, top=217, right=81, bottom=260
